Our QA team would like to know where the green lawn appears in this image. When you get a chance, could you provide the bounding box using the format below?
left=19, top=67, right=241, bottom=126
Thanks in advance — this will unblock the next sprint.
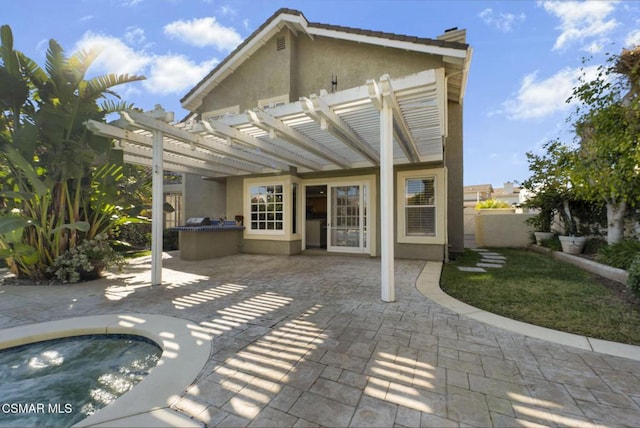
left=441, top=248, right=640, bottom=345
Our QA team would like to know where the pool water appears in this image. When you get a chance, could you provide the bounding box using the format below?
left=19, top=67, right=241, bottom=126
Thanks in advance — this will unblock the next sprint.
left=0, top=334, right=161, bottom=428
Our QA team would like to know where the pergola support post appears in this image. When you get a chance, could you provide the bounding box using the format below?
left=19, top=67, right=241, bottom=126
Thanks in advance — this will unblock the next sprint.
left=380, top=95, right=395, bottom=302
left=151, top=129, right=164, bottom=286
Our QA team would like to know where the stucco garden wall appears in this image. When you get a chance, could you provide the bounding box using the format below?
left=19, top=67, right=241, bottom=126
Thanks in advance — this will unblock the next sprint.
left=475, top=212, right=535, bottom=248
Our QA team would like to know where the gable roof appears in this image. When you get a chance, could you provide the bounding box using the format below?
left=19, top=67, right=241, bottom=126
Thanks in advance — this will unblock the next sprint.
left=181, top=8, right=471, bottom=111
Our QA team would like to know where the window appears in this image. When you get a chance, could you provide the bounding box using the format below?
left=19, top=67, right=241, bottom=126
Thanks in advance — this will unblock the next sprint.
left=397, top=169, right=445, bottom=245
left=249, top=184, right=284, bottom=232
left=405, top=178, right=435, bottom=236
left=164, top=193, right=183, bottom=229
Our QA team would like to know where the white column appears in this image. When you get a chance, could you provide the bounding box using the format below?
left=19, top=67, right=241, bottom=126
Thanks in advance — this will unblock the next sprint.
left=380, top=95, right=395, bottom=302
left=151, top=129, right=164, bottom=286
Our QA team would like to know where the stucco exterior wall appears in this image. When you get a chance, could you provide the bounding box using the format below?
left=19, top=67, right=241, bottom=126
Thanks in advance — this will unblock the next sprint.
left=291, top=35, right=443, bottom=99
left=198, top=29, right=443, bottom=116
left=475, top=212, right=535, bottom=248
left=200, top=28, right=292, bottom=113
left=183, top=174, right=226, bottom=220
left=446, top=101, right=464, bottom=254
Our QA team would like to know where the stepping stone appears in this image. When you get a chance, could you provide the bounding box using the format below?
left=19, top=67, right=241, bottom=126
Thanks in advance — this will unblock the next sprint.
left=481, top=257, right=505, bottom=263
left=470, top=248, right=488, bottom=252
left=477, top=263, right=504, bottom=268
left=482, top=255, right=506, bottom=260
left=481, top=252, right=502, bottom=257
left=458, top=267, right=487, bottom=272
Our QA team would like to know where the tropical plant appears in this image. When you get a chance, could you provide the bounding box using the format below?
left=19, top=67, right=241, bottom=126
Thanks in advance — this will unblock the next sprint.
left=0, top=24, right=145, bottom=279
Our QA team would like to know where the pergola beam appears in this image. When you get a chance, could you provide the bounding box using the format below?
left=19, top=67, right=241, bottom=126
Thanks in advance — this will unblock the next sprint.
left=378, top=74, right=421, bottom=163
left=196, top=119, right=323, bottom=171
left=247, top=109, right=353, bottom=169
left=86, top=120, right=262, bottom=174
left=301, top=93, right=379, bottom=165
left=123, top=154, right=224, bottom=178
left=121, top=110, right=282, bottom=171
left=117, top=142, right=244, bottom=176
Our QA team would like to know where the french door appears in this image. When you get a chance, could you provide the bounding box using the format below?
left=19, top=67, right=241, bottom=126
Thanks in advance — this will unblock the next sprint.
left=327, top=183, right=369, bottom=253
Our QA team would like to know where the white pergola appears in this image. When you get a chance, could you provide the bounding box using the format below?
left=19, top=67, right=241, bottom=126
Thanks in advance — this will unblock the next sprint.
left=86, top=68, right=449, bottom=302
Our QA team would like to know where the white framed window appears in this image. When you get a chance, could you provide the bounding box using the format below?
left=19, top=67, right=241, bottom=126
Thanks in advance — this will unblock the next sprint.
left=397, top=169, right=445, bottom=244
left=405, top=177, right=436, bottom=236
left=202, top=105, right=240, bottom=121
left=249, top=184, right=285, bottom=234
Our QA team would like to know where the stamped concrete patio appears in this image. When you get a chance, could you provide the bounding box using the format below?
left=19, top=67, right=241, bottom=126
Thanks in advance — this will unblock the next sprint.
left=2, top=253, right=640, bottom=427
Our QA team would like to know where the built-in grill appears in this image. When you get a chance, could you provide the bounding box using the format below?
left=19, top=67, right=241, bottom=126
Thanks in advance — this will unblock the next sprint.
left=185, top=217, right=211, bottom=226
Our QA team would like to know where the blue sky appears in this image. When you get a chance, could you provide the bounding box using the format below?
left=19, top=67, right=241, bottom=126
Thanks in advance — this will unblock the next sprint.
left=3, top=0, right=640, bottom=187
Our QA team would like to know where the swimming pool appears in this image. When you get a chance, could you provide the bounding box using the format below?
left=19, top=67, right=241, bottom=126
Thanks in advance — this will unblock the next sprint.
left=0, top=334, right=161, bottom=427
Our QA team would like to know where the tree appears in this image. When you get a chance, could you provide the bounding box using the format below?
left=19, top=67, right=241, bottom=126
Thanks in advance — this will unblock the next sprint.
left=569, top=47, right=640, bottom=244
left=0, top=25, right=145, bottom=279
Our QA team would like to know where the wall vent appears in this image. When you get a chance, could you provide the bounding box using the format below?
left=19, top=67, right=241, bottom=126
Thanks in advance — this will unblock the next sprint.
left=276, top=36, right=286, bottom=51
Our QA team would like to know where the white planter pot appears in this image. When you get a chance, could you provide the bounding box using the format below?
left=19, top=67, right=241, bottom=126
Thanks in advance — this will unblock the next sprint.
left=558, top=236, right=587, bottom=254
left=534, top=231, right=554, bottom=246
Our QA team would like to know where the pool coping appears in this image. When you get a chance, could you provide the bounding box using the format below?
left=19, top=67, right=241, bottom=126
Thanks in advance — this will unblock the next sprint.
left=0, top=313, right=211, bottom=427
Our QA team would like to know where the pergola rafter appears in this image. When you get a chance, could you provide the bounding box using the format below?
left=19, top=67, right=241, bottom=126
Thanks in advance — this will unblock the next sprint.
left=247, top=109, right=353, bottom=169
left=301, top=92, right=380, bottom=165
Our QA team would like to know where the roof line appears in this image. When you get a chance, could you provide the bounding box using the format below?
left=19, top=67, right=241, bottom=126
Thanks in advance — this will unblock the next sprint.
left=180, top=8, right=468, bottom=111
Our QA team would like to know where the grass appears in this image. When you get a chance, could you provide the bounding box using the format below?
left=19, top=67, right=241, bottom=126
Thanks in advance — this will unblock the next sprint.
left=441, top=248, right=640, bottom=345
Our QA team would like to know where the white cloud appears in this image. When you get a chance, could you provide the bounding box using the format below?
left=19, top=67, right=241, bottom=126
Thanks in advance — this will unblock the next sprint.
left=479, top=8, right=526, bottom=32
left=163, top=17, right=242, bottom=51
left=75, top=31, right=151, bottom=76
left=501, top=66, right=598, bottom=120
left=122, top=0, right=143, bottom=6
left=75, top=31, right=218, bottom=96
left=219, top=5, right=237, bottom=17
left=625, top=29, right=640, bottom=47
left=143, top=55, right=218, bottom=95
left=124, top=26, right=146, bottom=45
left=540, top=1, right=619, bottom=50
left=242, top=19, right=250, bottom=31
left=79, top=15, right=93, bottom=22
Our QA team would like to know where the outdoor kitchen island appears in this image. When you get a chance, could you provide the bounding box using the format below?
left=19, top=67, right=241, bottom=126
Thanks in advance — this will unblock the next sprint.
left=172, top=219, right=244, bottom=260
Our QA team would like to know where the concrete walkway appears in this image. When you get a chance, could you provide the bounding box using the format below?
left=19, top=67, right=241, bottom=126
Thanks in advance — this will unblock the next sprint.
left=2, top=253, right=640, bottom=427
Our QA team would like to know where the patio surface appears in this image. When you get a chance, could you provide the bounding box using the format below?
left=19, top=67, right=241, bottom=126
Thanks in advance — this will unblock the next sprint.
left=2, top=253, right=640, bottom=427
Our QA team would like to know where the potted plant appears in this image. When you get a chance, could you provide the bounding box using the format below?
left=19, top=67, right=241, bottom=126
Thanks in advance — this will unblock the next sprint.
left=48, top=234, right=126, bottom=283
left=234, top=215, right=244, bottom=226
left=557, top=199, right=587, bottom=254
left=523, top=191, right=558, bottom=245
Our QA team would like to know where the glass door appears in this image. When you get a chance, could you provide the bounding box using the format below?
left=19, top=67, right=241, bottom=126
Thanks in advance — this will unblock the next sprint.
left=327, top=183, right=368, bottom=253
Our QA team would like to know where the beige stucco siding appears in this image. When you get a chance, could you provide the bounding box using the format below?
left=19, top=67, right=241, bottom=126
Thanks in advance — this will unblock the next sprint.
left=200, top=29, right=293, bottom=114
left=199, top=29, right=444, bottom=116
left=445, top=101, right=464, bottom=254
left=291, top=35, right=443, bottom=99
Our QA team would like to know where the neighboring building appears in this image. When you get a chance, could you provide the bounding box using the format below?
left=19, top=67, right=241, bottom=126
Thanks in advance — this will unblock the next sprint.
left=491, top=182, right=522, bottom=206
left=91, top=8, right=472, bottom=263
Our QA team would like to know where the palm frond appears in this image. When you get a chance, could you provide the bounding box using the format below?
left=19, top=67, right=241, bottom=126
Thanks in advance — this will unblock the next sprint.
left=66, top=47, right=101, bottom=83
left=45, top=39, right=66, bottom=82
left=16, top=52, right=48, bottom=87
left=86, top=74, right=146, bottom=99
left=99, top=99, right=138, bottom=114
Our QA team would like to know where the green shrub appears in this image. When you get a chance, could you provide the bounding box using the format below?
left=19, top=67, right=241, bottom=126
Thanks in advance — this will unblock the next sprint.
left=163, top=230, right=179, bottom=251
left=583, top=237, right=606, bottom=255
left=627, top=254, right=640, bottom=298
left=596, top=240, right=640, bottom=270
left=541, top=235, right=562, bottom=251
left=475, top=199, right=511, bottom=209
left=116, top=223, right=152, bottom=248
